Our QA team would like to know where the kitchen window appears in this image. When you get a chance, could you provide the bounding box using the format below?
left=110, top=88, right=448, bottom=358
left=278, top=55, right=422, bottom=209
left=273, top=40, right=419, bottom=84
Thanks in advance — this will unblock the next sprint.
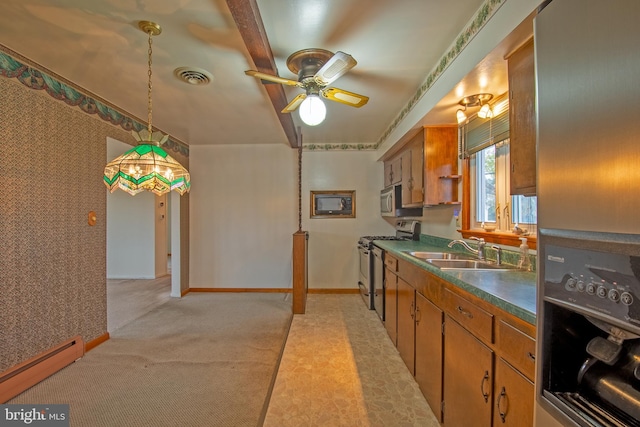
left=470, top=139, right=537, bottom=232
left=460, top=96, right=537, bottom=248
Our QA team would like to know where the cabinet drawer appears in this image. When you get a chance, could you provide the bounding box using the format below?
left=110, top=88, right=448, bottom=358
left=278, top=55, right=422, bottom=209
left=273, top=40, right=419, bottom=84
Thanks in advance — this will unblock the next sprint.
left=443, top=288, right=493, bottom=343
left=384, top=254, right=398, bottom=271
left=498, top=320, right=536, bottom=381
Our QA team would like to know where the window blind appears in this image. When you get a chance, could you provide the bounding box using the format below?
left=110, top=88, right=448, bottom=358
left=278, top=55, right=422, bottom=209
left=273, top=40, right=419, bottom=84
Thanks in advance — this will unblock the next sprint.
left=460, top=97, right=509, bottom=158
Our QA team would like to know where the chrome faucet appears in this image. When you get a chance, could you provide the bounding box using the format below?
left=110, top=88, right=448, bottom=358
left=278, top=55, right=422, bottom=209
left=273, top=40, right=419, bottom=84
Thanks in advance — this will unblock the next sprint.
left=448, top=237, right=486, bottom=260
left=491, top=245, right=503, bottom=265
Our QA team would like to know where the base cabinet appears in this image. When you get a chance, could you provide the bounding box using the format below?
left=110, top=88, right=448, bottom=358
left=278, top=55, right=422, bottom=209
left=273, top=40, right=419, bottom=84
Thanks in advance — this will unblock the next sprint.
left=383, top=255, right=535, bottom=427
left=384, top=269, right=398, bottom=346
left=443, top=316, right=494, bottom=427
left=397, top=278, right=416, bottom=375
left=493, top=358, right=534, bottom=426
left=415, top=292, right=444, bottom=422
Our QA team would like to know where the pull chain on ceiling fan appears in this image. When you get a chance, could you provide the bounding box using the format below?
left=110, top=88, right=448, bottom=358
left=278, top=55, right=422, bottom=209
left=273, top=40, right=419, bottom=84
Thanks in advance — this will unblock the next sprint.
left=245, top=48, right=369, bottom=126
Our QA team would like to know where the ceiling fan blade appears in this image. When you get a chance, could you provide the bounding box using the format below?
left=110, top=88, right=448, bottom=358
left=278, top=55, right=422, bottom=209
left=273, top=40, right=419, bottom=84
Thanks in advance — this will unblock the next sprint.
left=322, top=87, right=369, bottom=108
left=314, top=51, right=357, bottom=86
left=245, top=70, right=301, bottom=87
left=281, top=93, right=307, bottom=113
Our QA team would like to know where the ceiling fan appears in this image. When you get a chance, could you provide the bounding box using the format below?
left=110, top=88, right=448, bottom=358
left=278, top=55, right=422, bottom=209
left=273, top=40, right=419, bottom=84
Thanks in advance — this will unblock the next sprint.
left=245, top=48, right=369, bottom=125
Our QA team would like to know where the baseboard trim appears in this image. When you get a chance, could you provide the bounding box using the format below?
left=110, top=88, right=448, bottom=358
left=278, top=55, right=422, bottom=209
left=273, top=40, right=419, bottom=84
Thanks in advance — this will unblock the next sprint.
left=85, top=333, right=109, bottom=353
left=189, top=288, right=291, bottom=293
left=308, top=289, right=359, bottom=294
left=187, top=287, right=359, bottom=294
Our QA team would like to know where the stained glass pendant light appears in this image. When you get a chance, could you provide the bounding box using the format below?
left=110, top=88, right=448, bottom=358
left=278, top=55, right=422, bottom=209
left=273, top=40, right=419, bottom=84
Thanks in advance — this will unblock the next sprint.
left=103, top=21, right=190, bottom=196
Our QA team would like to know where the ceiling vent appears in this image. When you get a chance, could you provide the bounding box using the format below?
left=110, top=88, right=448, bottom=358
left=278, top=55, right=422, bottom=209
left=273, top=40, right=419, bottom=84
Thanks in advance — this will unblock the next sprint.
left=174, top=67, right=213, bottom=85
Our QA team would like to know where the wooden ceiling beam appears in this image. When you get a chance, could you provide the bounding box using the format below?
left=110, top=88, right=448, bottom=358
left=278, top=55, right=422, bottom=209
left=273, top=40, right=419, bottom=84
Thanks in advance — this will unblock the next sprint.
left=226, top=0, right=299, bottom=148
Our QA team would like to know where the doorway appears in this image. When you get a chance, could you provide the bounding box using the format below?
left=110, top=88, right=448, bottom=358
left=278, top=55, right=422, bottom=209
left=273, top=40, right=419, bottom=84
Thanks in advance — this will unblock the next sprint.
left=105, top=137, right=181, bottom=332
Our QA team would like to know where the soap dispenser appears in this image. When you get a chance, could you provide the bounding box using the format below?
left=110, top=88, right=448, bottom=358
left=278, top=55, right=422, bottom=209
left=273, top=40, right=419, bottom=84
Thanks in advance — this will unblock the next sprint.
left=517, top=237, right=531, bottom=271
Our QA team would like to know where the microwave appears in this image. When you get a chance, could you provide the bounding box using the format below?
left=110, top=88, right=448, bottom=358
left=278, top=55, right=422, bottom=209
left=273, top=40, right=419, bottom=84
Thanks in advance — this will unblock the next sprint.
left=380, top=185, right=423, bottom=218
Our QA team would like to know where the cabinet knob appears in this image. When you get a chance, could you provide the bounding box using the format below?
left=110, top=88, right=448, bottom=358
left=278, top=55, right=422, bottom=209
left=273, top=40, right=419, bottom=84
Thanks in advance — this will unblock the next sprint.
left=456, top=305, right=474, bottom=319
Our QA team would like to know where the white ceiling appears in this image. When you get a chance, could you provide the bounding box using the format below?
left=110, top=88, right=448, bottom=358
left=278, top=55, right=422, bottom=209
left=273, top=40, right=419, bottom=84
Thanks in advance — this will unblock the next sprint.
left=0, top=0, right=529, bottom=149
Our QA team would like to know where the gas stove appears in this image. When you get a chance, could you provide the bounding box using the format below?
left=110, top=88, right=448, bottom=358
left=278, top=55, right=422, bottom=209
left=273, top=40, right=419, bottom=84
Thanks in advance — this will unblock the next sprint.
left=358, top=220, right=421, bottom=248
left=357, top=220, right=420, bottom=315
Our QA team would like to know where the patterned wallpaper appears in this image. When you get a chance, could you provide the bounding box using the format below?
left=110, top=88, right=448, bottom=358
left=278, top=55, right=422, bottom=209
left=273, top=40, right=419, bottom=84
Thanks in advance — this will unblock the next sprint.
left=0, top=76, right=134, bottom=371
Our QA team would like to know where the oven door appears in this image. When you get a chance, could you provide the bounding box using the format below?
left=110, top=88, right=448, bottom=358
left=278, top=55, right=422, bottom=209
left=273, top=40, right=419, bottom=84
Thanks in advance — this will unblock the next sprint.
left=372, top=245, right=384, bottom=320
left=357, top=243, right=374, bottom=309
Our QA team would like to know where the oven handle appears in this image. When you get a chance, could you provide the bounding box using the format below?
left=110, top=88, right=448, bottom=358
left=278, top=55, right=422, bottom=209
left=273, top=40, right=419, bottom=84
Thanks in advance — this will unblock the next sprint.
left=358, top=281, right=369, bottom=296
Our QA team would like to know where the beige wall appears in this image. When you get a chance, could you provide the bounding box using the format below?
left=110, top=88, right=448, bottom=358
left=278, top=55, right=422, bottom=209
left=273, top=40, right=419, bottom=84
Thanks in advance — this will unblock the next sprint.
left=188, top=146, right=393, bottom=290
left=188, top=144, right=298, bottom=288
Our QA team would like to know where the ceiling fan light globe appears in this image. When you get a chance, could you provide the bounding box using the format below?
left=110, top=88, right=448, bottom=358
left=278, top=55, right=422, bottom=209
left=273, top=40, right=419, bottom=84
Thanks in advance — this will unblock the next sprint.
left=456, top=109, right=467, bottom=124
left=299, top=95, right=326, bottom=126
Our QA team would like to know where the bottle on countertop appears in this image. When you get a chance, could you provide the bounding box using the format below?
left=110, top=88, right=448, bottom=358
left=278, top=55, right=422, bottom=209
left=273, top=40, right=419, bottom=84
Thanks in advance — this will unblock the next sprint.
left=517, top=237, right=531, bottom=271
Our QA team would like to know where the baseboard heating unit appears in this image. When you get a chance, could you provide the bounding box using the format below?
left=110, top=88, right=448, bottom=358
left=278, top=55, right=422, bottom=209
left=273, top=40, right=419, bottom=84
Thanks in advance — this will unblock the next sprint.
left=0, top=335, right=84, bottom=403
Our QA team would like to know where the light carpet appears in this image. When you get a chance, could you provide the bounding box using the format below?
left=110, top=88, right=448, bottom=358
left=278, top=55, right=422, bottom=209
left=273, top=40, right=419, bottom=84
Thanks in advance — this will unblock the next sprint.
left=9, top=293, right=292, bottom=427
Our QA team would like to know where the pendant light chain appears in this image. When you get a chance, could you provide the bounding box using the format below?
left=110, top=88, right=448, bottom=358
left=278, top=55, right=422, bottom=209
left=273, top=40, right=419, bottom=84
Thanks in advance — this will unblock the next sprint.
left=146, top=29, right=154, bottom=135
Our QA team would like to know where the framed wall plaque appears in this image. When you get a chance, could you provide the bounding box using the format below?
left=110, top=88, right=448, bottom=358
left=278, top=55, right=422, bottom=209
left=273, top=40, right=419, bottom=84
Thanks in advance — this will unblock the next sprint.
left=310, top=190, right=355, bottom=218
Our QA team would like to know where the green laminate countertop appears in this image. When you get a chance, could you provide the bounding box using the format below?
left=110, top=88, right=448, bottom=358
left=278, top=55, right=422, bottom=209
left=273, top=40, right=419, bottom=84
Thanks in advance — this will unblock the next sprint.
left=372, top=239, right=537, bottom=326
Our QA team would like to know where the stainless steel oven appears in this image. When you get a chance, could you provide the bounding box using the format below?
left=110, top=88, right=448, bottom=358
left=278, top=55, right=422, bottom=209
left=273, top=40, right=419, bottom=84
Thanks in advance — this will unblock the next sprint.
left=357, top=220, right=420, bottom=317
left=538, top=229, right=640, bottom=426
left=357, top=240, right=373, bottom=310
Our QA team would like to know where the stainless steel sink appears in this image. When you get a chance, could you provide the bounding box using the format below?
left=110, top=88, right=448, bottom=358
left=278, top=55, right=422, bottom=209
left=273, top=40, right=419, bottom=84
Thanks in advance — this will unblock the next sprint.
left=426, top=259, right=516, bottom=271
left=405, top=251, right=473, bottom=260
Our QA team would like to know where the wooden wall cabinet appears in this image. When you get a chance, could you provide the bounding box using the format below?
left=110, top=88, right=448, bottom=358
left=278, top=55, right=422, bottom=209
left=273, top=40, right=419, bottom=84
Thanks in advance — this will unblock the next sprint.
left=423, top=126, right=459, bottom=206
left=401, top=135, right=424, bottom=207
left=508, top=38, right=537, bottom=196
left=383, top=156, right=402, bottom=188
left=381, top=125, right=458, bottom=207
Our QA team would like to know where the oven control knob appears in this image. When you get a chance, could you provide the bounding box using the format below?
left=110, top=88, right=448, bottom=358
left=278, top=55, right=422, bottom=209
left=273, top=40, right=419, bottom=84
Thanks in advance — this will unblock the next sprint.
left=565, top=277, right=577, bottom=291
left=586, top=283, right=597, bottom=295
left=597, top=286, right=608, bottom=298
left=621, top=292, right=634, bottom=306
left=576, top=280, right=586, bottom=292
left=608, top=289, right=621, bottom=303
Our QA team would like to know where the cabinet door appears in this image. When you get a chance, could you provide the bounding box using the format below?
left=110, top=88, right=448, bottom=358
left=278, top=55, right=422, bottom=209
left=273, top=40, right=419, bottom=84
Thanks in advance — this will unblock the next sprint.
left=397, top=278, right=416, bottom=375
left=384, top=156, right=402, bottom=187
left=384, top=269, right=398, bottom=346
left=384, top=162, right=394, bottom=188
left=443, top=316, right=493, bottom=427
left=423, top=126, right=458, bottom=206
left=415, top=293, right=444, bottom=422
left=401, top=135, right=424, bottom=207
left=508, top=38, right=536, bottom=196
left=493, top=358, right=534, bottom=426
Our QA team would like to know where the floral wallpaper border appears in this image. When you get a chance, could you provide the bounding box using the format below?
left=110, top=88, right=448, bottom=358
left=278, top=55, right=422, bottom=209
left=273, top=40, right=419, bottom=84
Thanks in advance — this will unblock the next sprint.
left=304, top=0, right=506, bottom=152
left=0, top=45, right=189, bottom=157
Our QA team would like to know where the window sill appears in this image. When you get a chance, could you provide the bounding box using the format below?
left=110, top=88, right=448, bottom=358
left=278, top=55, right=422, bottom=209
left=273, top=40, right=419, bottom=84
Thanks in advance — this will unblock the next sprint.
left=458, top=229, right=537, bottom=250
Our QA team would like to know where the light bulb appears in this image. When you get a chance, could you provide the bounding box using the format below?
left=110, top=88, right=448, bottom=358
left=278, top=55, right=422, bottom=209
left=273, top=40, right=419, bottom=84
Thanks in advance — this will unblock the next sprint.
left=299, top=95, right=326, bottom=126
left=478, top=103, right=493, bottom=119
left=456, top=109, right=467, bottom=124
